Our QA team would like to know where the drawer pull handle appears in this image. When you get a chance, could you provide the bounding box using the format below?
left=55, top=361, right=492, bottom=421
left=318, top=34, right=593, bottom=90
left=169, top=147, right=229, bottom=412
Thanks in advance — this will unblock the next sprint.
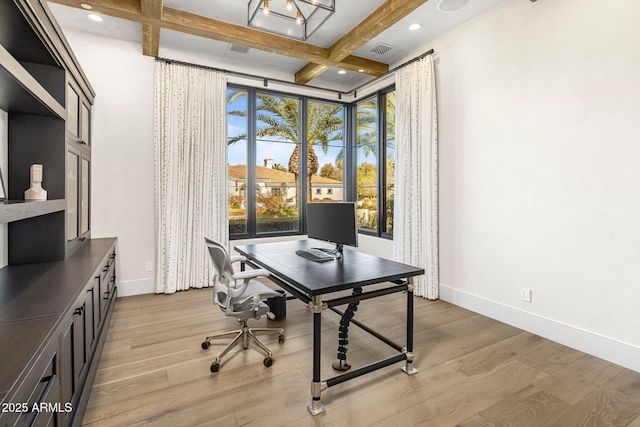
left=74, top=306, right=84, bottom=316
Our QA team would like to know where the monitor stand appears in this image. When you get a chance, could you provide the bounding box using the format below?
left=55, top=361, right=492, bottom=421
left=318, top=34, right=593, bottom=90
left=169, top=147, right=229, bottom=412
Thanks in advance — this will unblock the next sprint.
left=317, top=243, right=344, bottom=260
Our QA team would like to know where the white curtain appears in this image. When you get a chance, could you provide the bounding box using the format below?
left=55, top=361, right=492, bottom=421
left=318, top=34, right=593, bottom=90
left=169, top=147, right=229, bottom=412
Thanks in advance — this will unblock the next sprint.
left=393, top=55, right=439, bottom=299
left=154, top=62, right=228, bottom=294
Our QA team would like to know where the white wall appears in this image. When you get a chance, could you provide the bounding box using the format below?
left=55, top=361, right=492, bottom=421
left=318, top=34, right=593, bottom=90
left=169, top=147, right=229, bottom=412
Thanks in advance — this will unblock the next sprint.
left=415, top=0, right=640, bottom=368
left=62, top=31, right=157, bottom=295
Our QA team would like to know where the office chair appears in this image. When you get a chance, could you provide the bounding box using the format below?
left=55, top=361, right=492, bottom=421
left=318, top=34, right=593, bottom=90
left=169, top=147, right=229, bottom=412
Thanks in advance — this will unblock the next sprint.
left=201, top=237, right=285, bottom=373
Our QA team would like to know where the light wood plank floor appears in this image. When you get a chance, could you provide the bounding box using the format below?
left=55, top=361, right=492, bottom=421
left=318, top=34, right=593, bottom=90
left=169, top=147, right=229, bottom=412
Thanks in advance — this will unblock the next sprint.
left=82, top=286, right=640, bottom=427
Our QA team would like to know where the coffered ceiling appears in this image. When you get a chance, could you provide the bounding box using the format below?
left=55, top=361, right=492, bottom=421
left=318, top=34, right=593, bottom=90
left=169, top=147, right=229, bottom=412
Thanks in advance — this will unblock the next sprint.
left=47, top=0, right=509, bottom=90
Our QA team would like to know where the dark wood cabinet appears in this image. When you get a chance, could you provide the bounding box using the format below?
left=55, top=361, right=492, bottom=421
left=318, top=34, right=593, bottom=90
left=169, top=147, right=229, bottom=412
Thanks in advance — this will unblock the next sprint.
left=0, top=238, right=117, bottom=427
left=1, top=1, right=115, bottom=426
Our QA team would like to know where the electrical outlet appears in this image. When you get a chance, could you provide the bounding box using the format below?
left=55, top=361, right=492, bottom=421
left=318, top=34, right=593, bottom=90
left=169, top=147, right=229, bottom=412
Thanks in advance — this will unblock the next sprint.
left=145, top=261, right=153, bottom=272
left=521, top=288, right=532, bottom=303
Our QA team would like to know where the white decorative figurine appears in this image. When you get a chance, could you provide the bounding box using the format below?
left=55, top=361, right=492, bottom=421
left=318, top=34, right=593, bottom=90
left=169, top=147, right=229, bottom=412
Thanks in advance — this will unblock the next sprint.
left=24, top=164, right=47, bottom=200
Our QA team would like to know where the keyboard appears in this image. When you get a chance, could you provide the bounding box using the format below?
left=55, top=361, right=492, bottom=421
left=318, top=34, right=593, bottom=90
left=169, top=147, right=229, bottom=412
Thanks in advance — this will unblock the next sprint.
left=296, top=248, right=335, bottom=263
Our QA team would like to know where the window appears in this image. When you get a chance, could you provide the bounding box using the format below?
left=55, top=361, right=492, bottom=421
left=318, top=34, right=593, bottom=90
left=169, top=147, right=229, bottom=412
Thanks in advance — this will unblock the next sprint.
left=384, top=90, right=396, bottom=235
left=255, top=92, right=300, bottom=234
left=308, top=99, right=345, bottom=203
left=355, top=96, right=378, bottom=232
left=227, top=89, right=248, bottom=235
left=353, top=88, right=396, bottom=237
left=227, top=87, right=346, bottom=239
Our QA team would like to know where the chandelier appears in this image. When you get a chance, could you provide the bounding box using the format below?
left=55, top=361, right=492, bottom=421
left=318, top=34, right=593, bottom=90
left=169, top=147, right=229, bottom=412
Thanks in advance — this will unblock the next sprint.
left=248, top=0, right=336, bottom=41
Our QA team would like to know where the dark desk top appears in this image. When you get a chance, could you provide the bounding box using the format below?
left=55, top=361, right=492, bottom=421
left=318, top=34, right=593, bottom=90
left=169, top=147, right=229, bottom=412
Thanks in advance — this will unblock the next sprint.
left=235, top=240, right=424, bottom=297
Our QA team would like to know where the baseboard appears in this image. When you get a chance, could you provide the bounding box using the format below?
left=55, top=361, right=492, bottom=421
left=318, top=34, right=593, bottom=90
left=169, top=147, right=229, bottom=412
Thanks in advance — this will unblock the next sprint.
left=116, top=277, right=154, bottom=297
left=439, top=284, right=640, bottom=373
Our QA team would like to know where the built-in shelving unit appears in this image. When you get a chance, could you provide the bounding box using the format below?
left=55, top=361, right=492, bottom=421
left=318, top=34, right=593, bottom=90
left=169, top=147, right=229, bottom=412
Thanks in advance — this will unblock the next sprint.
left=0, top=43, right=66, bottom=118
left=1, top=1, right=114, bottom=425
left=1, top=0, right=94, bottom=263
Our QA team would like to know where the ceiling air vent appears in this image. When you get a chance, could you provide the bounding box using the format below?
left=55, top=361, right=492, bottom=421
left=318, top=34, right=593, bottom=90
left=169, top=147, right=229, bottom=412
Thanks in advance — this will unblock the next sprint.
left=368, top=43, right=394, bottom=56
left=228, top=44, right=250, bottom=54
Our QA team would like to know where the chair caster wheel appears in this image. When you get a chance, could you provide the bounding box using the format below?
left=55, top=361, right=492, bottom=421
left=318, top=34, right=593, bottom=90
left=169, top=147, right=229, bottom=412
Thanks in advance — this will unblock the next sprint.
left=263, top=357, right=273, bottom=367
left=210, top=362, right=220, bottom=373
left=201, top=341, right=210, bottom=350
left=278, top=334, right=285, bottom=343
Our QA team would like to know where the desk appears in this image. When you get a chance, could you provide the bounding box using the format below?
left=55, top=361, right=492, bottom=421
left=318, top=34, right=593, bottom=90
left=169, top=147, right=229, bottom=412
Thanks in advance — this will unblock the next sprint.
left=234, top=240, right=425, bottom=415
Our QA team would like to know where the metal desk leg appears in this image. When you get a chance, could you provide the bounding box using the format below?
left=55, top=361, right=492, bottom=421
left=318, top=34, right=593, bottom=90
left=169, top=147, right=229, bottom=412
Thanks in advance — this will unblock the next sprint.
left=402, top=278, right=418, bottom=375
left=308, top=296, right=327, bottom=415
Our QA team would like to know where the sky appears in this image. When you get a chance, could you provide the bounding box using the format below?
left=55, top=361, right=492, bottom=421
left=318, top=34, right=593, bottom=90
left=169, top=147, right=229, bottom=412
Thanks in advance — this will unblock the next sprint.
left=226, top=89, right=378, bottom=171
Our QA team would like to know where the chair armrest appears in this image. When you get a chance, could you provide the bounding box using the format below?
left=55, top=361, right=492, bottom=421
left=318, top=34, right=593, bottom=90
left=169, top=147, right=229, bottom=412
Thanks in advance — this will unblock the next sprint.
left=230, top=255, right=247, bottom=264
left=228, top=269, right=271, bottom=300
left=232, top=269, right=271, bottom=281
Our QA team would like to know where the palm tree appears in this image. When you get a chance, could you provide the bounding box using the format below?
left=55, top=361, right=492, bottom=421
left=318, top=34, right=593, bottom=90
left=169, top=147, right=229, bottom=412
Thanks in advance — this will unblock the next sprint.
left=333, top=95, right=381, bottom=170
left=228, top=90, right=343, bottom=200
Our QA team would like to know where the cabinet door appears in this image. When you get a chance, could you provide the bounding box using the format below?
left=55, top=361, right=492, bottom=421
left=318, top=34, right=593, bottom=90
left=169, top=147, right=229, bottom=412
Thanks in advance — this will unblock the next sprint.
left=72, top=302, right=87, bottom=387
left=92, top=275, right=101, bottom=336
left=60, top=317, right=75, bottom=412
left=67, top=84, right=79, bottom=139
left=85, top=284, right=96, bottom=355
left=66, top=149, right=79, bottom=241
left=81, top=156, right=90, bottom=235
left=81, top=103, right=91, bottom=145
left=67, top=148, right=90, bottom=242
left=60, top=301, right=89, bottom=417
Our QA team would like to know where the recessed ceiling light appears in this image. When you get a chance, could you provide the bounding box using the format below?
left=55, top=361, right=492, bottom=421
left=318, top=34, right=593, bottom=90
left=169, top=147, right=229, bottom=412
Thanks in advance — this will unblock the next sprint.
left=358, top=69, right=365, bottom=73
left=409, top=24, right=422, bottom=31
left=437, top=0, right=468, bottom=13
left=88, top=14, right=103, bottom=22
left=80, top=3, right=92, bottom=9
left=338, top=70, right=346, bottom=75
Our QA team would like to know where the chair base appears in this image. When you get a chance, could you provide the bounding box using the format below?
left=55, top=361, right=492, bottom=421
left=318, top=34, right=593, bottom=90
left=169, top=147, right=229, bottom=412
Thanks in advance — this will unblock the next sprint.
left=202, top=319, right=284, bottom=372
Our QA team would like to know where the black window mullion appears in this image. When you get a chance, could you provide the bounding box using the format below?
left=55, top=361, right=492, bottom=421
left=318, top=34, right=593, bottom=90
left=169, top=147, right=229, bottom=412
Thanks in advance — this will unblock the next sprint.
left=247, top=87, right=257, bottom=237
left=381, top=88, right=394, bottom=239
left=376, top=91, right=384, bottom=237
left=345, top=102, right=356, bottom=203
left=299, top=96, right=308, bottom=234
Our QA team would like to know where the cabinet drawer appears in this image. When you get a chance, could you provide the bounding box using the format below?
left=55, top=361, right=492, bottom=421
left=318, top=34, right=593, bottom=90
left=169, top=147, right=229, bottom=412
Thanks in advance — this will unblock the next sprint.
left=11, top=353, right=61, bottom=427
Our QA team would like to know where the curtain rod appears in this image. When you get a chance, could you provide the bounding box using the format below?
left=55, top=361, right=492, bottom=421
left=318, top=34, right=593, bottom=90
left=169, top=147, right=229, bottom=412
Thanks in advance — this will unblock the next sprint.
left=349, top=49, right=435, bottom=96
left=155, top=48, right=434, bottom=100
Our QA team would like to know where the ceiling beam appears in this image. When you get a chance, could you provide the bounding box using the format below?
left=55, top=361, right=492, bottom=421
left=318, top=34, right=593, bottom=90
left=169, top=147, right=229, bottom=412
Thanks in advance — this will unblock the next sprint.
left=140, top=0, right=163, bottom=56
left=47, top=0, right=389, bottom=78
left=295, top=0, right=430, bottom=84
left=141, top=24, right=160, bottom=56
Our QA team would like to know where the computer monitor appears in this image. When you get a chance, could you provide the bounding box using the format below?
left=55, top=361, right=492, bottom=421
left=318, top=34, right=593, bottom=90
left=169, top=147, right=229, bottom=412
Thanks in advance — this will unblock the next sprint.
left=306, top=202, right=358, bottom=258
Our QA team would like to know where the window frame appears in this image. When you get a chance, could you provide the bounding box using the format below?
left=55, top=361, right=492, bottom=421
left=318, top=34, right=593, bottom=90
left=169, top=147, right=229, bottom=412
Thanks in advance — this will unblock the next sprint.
left=350, top=85, right=396, bottom=239
left=228, top=84, right=349, bottom=240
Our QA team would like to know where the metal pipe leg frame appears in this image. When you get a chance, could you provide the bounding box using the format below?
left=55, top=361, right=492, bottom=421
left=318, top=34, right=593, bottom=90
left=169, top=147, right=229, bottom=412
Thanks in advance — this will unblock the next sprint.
left=401, top=279, right=418, bottom=375
left=308, top=295, right=327, bottom=415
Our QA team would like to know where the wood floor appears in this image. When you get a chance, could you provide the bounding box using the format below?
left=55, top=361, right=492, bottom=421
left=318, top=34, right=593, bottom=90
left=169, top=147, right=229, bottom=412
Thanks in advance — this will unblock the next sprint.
left=82, top=285, right=640, bottom=427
